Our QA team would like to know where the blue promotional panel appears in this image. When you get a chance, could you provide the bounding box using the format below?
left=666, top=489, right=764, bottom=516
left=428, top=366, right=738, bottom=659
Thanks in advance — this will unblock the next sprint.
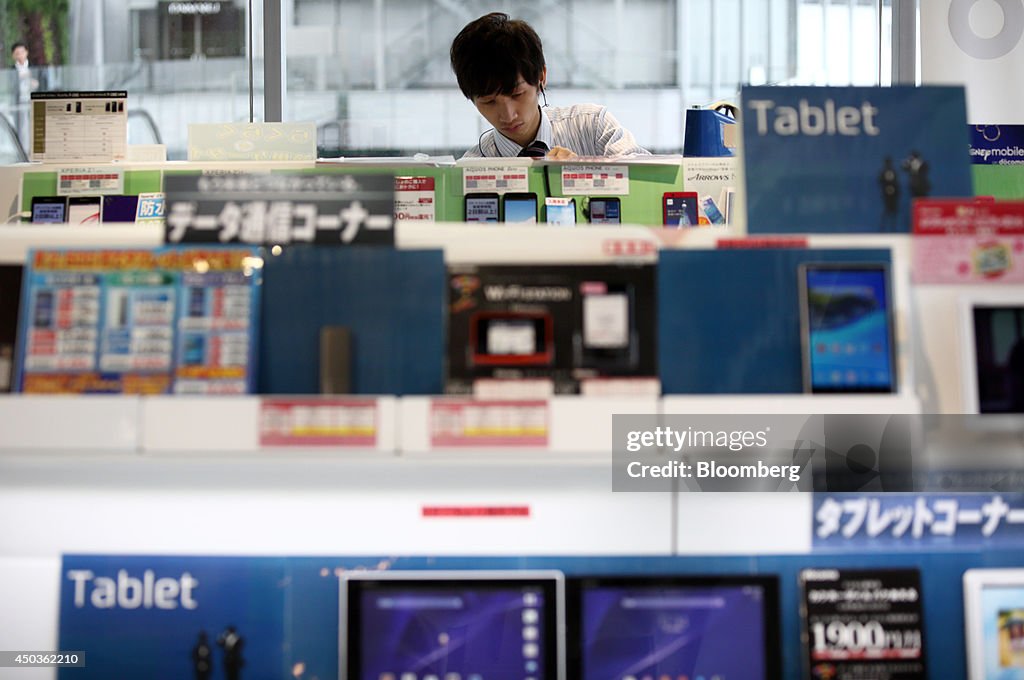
left=742, top=85, right=973, bottom=233
left=15, top=247, right=262, bottom=394
left=258, top=246, right=445, bottom=395
left=59, top=556, right=291, bottom=680
left=657, top=248, right=891, bottom=394
left=59, top=551, right=1024, bottom=680
left=813, top=493, right=1024, bottom=550
left=970, top=124, right=1024, bottom=166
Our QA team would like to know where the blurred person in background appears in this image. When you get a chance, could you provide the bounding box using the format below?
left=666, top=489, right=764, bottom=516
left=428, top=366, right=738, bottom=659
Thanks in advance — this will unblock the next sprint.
left=11, top=42, right=39, bottom=149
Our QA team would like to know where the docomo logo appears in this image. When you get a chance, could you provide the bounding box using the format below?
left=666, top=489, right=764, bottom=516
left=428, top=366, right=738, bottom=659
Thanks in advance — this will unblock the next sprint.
left=602, top=239, right=657, bottom=257
left=949, top=0, right=1024, bottom=59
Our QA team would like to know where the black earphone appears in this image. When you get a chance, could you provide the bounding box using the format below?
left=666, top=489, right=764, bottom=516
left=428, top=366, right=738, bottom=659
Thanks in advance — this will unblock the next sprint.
left=518, top=140, right=549, bottom=157
left=476, top=123, right=550, bottom=158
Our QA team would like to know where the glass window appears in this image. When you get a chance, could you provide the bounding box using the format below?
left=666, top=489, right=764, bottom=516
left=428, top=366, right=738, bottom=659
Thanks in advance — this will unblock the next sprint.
left=1, top=0, right=896, bottom=161
left=284, top=0, right=894, bottom=157
left=2, top=0, right=264, bottom=160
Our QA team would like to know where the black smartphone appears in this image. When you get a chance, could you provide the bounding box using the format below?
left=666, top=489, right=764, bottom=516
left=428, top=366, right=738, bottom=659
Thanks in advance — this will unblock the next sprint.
left=502, top=192, right=538, bottom=224
left=588, top=197, right=621, bottom=224
left=30, top=196, right=68, bottom=224
left=798, top=262, right=897, bottom=393
left=33, top=290, right=54, bottom=328
left=545, top=197, right=577, bottom=226
left=67, top=196, right=102, bottom=225
left=101, top=195, right=140, bottom=223
left=464, top=193, right=500, bottom=223
left=663, top=191, right=699, bottom=227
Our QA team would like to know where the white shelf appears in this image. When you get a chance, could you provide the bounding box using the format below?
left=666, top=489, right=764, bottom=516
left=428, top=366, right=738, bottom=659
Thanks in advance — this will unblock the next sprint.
left=398, top=395, right=660, bottom=455
left=662, top=393, right=922, bottom=414
left=0, top=223, right=163, bottom=264
left=140, top=395, right=398, bottom=453
left=0, top=394, right=140, bottom=451
left=0, top=393, right=924, bottom=456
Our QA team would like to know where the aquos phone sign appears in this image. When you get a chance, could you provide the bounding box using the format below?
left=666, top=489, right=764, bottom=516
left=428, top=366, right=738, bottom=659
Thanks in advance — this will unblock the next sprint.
left=162, top=172, right=396, bottom=246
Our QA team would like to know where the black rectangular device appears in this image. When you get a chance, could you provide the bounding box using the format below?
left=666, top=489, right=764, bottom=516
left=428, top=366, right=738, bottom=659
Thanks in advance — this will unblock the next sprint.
left=567, top=574, right=782, bottom=680
left=503, top=192, right=539, bottom=223
left=341, top=571, right=565, bottom=680
left=30, top=196, right=68, bottom=223
left=67, top=196, right=101, bottom=225
left=587, top=197, right=621, bottom=224
left=101, top=194, right=140, bottom=223
left=798, top=262, right=897, bottom=393
left=464, top=193, right=500, bottom=223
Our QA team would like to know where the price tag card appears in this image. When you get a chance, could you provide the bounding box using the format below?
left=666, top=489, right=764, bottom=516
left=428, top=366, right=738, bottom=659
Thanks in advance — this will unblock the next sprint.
left=57, top=167, right=124, bottom=196
left=462, top=167, right=529, bottom=195
left=394, top=176, right=436, bottom=222
left=801, top=568, right=927, bottom=679
left=560, top=165, right=629, bottom=196
left=259, top=398, right=378, bottom=447
left=429, top=399, right=549, bottom=448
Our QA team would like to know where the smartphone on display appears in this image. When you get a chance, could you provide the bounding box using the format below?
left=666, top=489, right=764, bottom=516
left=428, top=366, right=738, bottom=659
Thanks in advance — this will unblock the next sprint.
left=31, top=196, right=68, bottom=224
left=701, top=196, right=726, bottom=225
left=67, top=196, right=101, bottom=225
left=182, top=335, right=207, bottom=366
left=798, top=263, right=897, bottom=394
left=588, top=197, right=621, bottom=224
left=503, top=192, right=538, bottom=224
left=544, top=197, right=576, bottom=226
left=33, top=290, right=54, bottom=328
left=464, top=193, right=500, bottom=223
left=663, top=191, right=699, bottom=227
left=578, top=281, right=637, bottom=369
left=188, top=287, right=206, bottom=318
left=101, top=195, right=140, bottom=223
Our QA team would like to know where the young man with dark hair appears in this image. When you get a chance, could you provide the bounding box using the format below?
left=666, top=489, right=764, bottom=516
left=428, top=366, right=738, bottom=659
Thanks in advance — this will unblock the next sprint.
left=450, top=12, right=649, bottom=159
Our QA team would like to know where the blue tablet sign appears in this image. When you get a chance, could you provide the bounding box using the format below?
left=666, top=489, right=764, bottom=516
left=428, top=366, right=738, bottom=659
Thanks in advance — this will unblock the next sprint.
left=742, top=85, right=974, bottom=233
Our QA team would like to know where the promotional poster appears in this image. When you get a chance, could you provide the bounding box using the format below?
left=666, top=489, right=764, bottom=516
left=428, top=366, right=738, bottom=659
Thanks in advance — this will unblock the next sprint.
left=15, top=247, right=261, bottom=394
left=445, top=264, right=657, bottom=395
left=911, top=199, right=1024, bottom=284
left=801, top=567, right=927, bottom=680
left=742, top=86, right=973, bottom=233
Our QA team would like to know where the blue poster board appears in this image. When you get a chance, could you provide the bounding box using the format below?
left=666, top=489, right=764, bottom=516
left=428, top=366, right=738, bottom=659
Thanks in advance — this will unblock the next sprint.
left=15, top=247, right=262, bottom=394
left=742, top=85, right=974, bottom=233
